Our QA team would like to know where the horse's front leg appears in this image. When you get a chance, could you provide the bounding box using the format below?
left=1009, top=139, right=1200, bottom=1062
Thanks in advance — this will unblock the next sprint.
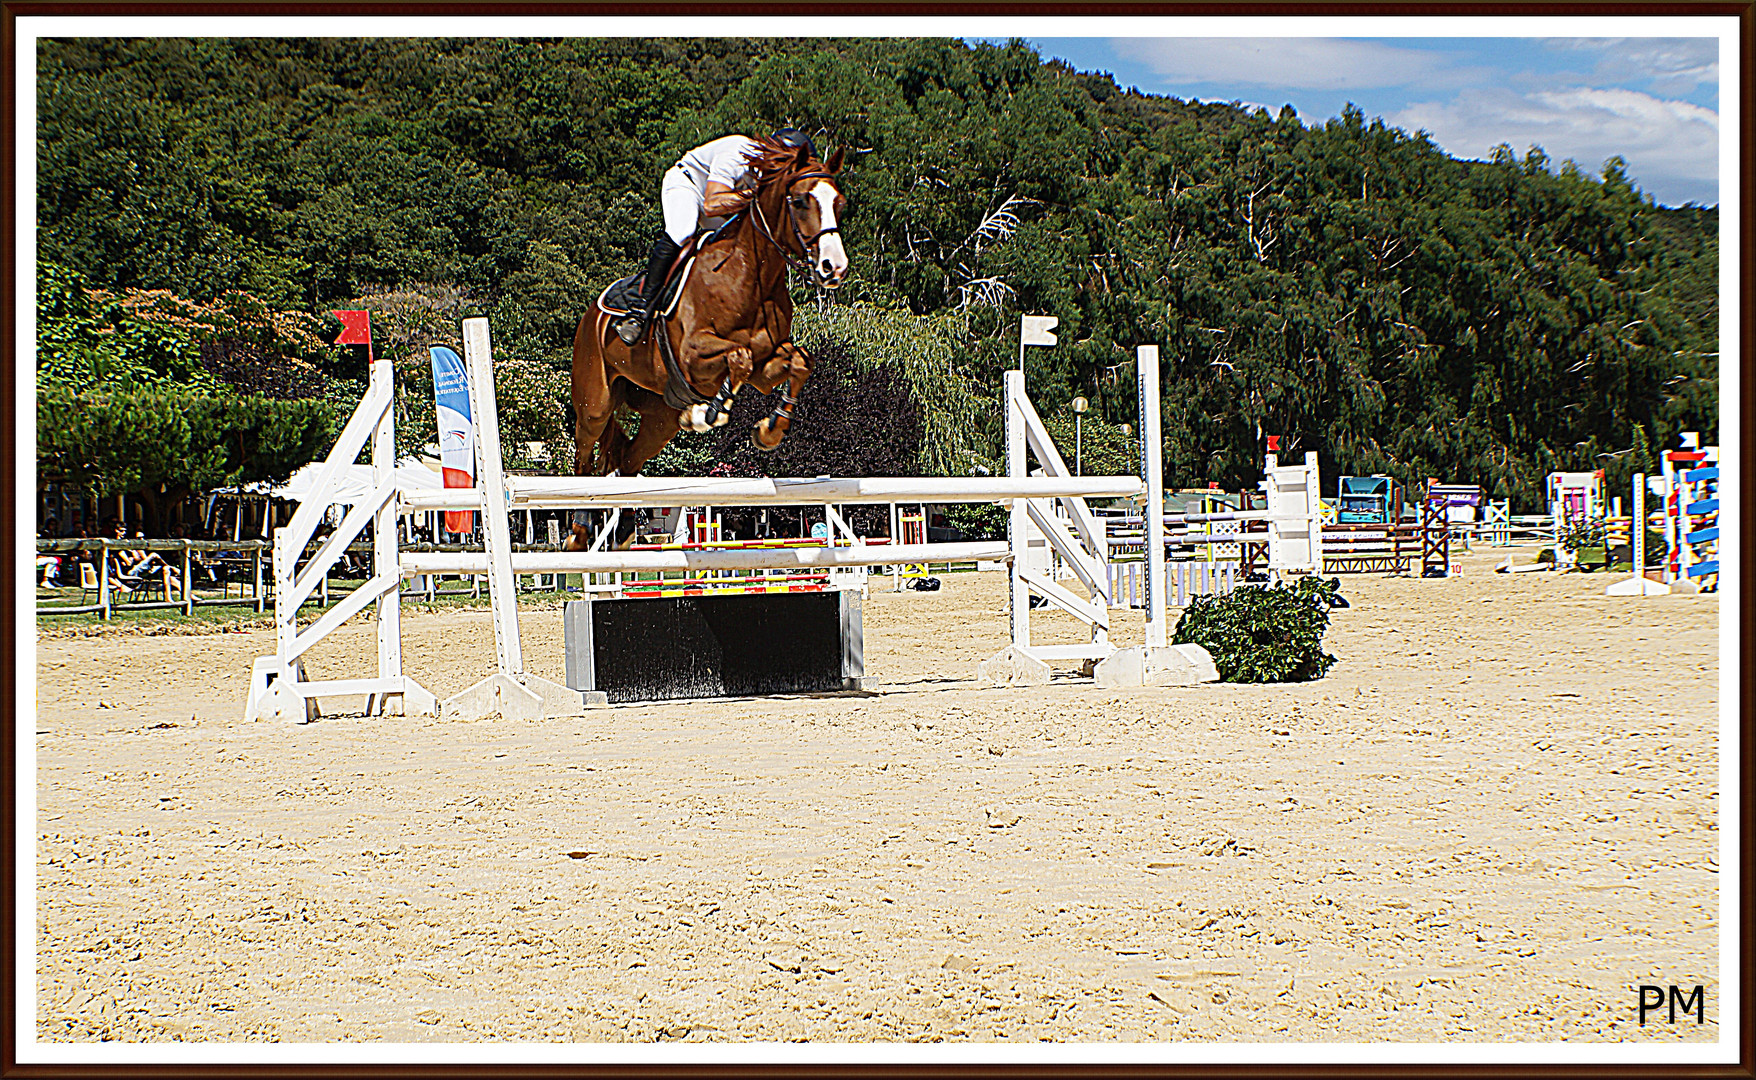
left=747, top=340, right=812, bottom=452
left=678, top=330, right=753, bottom=433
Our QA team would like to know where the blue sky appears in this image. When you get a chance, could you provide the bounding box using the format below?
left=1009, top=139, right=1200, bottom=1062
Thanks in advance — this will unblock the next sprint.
left=1007, top=36, right=1720, bottom=207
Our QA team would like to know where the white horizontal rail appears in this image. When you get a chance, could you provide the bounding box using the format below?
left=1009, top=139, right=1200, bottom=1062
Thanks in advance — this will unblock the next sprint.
left=401, top=475, right=1142, bottom=511
left=401, top=541, right=1009, bottom=576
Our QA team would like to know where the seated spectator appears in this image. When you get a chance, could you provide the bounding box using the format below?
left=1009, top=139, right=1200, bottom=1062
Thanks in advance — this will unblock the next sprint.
left=169, top=523, right=221, bottom=585
left=69, top=529, right=96, bottom=580
left=100, top=520, right=141, bottom=592
left=119, top=530, right=180, bottom=593
left=37, top=516, right=66, bottom=586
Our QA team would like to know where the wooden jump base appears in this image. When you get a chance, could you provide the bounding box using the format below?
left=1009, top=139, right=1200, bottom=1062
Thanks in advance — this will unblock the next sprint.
left=246, top=320, right=1218, bottom=724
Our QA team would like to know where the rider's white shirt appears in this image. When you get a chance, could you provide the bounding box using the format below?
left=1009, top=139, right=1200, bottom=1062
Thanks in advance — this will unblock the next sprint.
left=674, top=135, right=760, bottom=190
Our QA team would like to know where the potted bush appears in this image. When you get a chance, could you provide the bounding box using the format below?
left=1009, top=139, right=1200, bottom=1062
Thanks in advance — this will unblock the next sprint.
left=1558, top=519, right=1608, bottom=571
left=1171, top=576, right=1343, bottom=683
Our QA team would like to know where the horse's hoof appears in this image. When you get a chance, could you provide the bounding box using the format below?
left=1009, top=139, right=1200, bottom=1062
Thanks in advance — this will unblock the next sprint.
left=684, top=404, right=714, bottom=432
left=751, top=423, right=781, bottom=453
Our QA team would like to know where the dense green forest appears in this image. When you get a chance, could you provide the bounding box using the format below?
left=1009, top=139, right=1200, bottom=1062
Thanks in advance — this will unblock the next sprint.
left=36, top=36, right=1719, bottom=521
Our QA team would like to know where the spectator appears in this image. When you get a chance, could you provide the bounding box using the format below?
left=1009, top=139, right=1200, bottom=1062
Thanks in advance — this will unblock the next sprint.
left=206, top=519, right=240, bottom=560
left=68, top=526, right=97, bottom=583
left=37, top=516, right=65, bottom=586
left=99, top=519, right=141, bottom=593
left=122, top=530, right=181, bottom=593
left=170, top=523, right=221, bottom=586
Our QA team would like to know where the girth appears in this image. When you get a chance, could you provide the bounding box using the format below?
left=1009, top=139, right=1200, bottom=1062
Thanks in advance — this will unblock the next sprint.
left=654, top=321, right=713, bottom=410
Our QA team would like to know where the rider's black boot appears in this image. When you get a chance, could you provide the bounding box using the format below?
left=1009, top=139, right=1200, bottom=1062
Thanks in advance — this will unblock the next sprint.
left=617, top=234, right=682, bottom=345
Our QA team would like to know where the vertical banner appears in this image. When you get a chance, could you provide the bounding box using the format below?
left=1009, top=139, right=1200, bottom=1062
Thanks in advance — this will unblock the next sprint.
left=1018, top=314, right=1058, bottom=374
left=429, top=346, right=476, bottom=536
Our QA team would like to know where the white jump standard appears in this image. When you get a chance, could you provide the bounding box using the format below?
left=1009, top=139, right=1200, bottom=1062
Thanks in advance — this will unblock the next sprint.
left=244, top=338, right=436, bottom=725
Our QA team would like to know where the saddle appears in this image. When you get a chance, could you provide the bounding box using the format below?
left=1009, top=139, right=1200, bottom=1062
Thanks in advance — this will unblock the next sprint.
left=596, top=252, right=693, bottom=321
left=595, top=219, right=743, bottom=411
left=594, top=217, right=739, bottom=321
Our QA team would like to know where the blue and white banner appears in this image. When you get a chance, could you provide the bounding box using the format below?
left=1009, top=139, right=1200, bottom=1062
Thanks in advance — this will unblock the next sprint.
left=430, top=346, right=476, bottom=535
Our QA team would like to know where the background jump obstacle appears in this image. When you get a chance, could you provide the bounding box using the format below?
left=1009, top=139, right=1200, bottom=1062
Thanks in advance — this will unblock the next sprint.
left=1662, top=444, right=1720, bottom=594
left=1605, top=470, right=1670, bottom=596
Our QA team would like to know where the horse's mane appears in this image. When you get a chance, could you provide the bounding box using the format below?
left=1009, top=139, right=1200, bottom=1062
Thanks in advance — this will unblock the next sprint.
left=742, top=136, right=821, bottom=188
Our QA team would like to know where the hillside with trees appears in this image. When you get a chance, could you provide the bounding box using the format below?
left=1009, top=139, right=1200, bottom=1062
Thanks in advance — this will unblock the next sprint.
left=36, top=36, right=1719, bottom=521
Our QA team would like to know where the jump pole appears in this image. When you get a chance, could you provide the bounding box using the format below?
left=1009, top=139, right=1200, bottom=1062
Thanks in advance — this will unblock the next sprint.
left=1087, top=343, right=1216, bottom=688
left=404, top=475, right=1139, bottom=511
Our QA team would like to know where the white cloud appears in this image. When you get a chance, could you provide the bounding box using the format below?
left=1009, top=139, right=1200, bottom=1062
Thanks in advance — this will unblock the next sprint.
left=1391, top=86, right=1719, bottom=204
left=1111, top=37, right=1470, bottom=92
left=1544, top=37, right=1719, bottom=92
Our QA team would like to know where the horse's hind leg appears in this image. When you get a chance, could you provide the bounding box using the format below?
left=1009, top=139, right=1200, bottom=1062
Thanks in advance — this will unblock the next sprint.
left=571, top=314, right=616, bottom=475
left=592, top=382, right=635, bottom=477
left=619, top=384, right=684, bottom=478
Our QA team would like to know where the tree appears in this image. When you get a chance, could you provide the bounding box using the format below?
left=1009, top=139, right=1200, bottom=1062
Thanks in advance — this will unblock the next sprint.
left=34, top=36, right=1718, bottom=512
left=36, top=264, right=343, bottom=529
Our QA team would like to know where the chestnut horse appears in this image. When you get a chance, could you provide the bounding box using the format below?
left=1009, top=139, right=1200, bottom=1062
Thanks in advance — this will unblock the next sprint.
left=571, top=138, right=848, bottom=477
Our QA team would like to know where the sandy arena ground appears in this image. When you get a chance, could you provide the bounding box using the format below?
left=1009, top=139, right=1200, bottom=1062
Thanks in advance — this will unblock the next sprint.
left=33, top=545, right=1722, bottom=1044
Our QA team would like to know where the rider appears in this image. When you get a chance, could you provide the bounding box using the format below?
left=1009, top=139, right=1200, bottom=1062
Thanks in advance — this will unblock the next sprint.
left=617, top=128, right=819, bottom=345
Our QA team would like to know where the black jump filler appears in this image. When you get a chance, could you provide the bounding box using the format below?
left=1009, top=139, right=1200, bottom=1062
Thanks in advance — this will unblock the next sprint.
left=563, top=590, right=872, bottom=704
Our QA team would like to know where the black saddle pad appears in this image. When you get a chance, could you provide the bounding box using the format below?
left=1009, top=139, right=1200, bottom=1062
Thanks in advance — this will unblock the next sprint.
left=598, top=260, right=690, bottom=318
left=602, top=274, right=646, bottom=315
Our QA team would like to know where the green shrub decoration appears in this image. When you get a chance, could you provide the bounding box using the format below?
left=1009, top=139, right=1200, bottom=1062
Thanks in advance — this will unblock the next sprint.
left=1171, top=576, right=1343, bottom=683
left=1556, top=518, right=1608, bottom=553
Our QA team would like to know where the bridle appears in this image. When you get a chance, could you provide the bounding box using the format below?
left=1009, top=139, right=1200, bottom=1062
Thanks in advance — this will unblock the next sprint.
left=749, top=167, right=842, bottom=277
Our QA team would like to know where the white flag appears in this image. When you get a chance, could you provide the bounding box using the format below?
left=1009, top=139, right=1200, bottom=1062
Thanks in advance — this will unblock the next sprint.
left=1020, top=314, right=1058, bottom=346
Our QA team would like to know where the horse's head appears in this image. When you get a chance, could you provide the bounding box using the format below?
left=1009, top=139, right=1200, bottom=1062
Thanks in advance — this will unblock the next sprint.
left=784, top=146, right=848, bottom=289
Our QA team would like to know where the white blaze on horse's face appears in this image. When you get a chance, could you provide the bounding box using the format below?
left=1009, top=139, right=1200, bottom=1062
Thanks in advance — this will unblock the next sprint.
left=805, top=180, right=848, bottom=289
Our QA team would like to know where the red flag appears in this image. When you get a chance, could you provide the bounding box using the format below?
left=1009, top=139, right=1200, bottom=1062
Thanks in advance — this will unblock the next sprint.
left=332, top=310, right=372, bottom=346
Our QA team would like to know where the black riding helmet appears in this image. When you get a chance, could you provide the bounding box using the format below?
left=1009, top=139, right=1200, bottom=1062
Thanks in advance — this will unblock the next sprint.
left=771, top=127, right=818, bottom=162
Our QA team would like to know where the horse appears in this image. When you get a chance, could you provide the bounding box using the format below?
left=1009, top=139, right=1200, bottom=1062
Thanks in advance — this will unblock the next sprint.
left=570, top=137, right=847, bottom=478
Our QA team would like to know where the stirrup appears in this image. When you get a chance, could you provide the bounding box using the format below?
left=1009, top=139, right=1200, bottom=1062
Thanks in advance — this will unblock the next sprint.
left=614, top=312, right=647, bottom=346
